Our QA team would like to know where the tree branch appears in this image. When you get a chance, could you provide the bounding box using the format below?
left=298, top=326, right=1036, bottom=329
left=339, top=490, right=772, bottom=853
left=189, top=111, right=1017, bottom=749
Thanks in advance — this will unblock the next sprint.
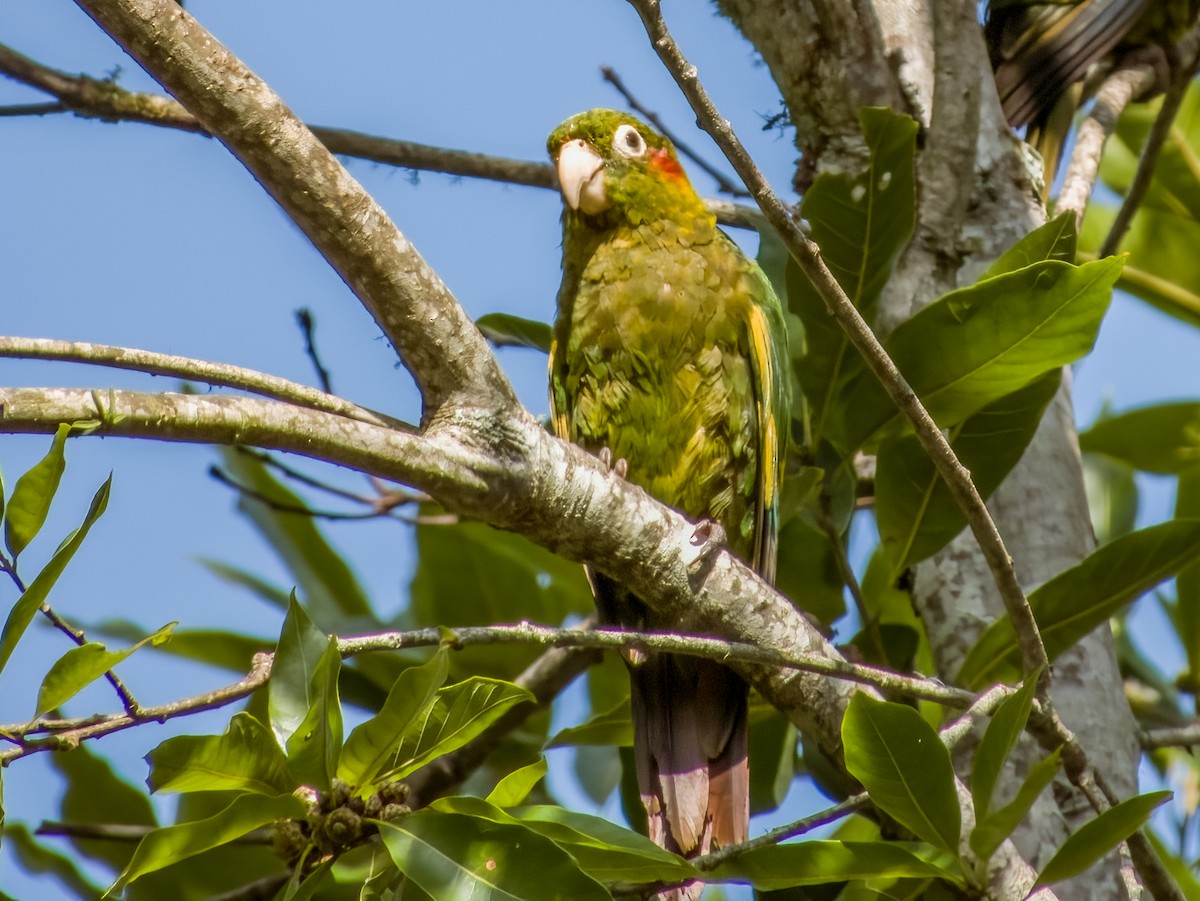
left=66, top=0, right=515, bottom=418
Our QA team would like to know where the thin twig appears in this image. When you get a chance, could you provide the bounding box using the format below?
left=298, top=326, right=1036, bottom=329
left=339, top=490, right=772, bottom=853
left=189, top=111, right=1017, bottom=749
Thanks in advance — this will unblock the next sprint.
left=0, top=336, right=405, bottom=429
left=600, top=65, right=750, bottom=197
left=0, top=42, right=760, bottom=230
left=1099, top=36, right=1200, bottom=257
left=1140, top=722, right=1200, bottom=750
left=294, top=309, right=333, bottom=395
left=236, top=448, right=429, bottom=512
left=36, top=821, right=271, bottom=845
left=0, top=102, right=66, bottom=117
left=694, top=796, right=867, bottom=871
left=208, top=466, right=399, bottom=521
left=623, top=0, right=1051, bottom=690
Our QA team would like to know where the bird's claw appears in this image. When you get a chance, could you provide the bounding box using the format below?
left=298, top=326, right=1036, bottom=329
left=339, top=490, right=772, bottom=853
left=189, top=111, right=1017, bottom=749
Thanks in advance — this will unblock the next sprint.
left=685, top=519, right=726, bottom=584
left=598, top=446, right=629, bottom=479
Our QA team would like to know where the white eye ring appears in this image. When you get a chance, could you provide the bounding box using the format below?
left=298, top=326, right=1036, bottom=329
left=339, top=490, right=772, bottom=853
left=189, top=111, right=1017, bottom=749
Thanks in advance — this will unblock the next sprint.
left=613, top=124, right=647, bottom=158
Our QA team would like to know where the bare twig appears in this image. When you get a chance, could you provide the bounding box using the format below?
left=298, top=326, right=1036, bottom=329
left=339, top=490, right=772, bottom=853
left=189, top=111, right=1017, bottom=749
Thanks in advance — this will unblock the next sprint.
left=294, top=309, right=333, bottom=395
left=37, top=821, right=270, bottom=845
left=623, top=0, right=1051, bottom=690
left=1056, top=68, right=1150, bottom=223
left=0, top=101, right=66, bottom=117
left=0, top=42, right=761, bottom=230
left=0, top=336, right=404, bottom=429
left=236, top=448, right=429, bottom=511
left=600, top=65, right=750, bottom=197
left=1099, top=33, right=1200, bottom=257
left=207, top=466, right=399, bottom=521
left=1140, top=722, right=1200, bottom=750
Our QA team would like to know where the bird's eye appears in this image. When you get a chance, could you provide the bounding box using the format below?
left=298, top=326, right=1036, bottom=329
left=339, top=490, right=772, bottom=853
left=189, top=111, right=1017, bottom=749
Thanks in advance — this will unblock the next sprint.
left=613, top=124, right=646, bottom=158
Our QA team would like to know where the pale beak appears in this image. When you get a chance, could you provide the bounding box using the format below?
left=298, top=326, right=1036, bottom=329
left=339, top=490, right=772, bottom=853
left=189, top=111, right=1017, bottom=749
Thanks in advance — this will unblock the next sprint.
left=556, top=139, right=608, bottom=215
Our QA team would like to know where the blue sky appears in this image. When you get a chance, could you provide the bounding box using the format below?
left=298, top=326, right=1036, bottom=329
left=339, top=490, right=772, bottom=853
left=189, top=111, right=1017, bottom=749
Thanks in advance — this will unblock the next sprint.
left=2, top=1, right=1199, bottom=897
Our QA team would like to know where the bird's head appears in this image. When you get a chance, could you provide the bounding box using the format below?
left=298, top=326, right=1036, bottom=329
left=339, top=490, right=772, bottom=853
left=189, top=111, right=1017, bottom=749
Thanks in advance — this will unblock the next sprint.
left=547, top=108, right=705, bottom=228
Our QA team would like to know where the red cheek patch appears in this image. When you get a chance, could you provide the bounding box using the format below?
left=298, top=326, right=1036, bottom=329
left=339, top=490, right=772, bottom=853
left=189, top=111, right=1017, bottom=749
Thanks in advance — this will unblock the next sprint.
left=649, top=147, right=685, bottom=181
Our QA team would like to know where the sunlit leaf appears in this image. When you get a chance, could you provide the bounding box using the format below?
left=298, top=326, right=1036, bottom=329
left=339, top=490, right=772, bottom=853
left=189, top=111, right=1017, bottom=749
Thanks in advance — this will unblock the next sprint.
left=971, top=747, right=1061, bottom=862
left=843, top=694, right=960, bottom=852
left=109, top=793, right=304, bottom=893
left=958, top=519, right=1200, bottom=687
left=4, top=422, right=70, bottom=560
left=546, top=696, right=632, bottom=748
left=705, top=840, right=963, bottom=889
left=486, top=758, right=548, bottom=807
left=1080, top=401, right=1200, bottom=474
left=476, top=313, right=552, bottom=352
left=35, top=622, right=176, bottom=717
left=377, top=809, right=608, bottom=900
left=971, top=669, right=1042, bottom=823
left=981, top=212, right=1077, bottom=279
left=146, top=712, right=294, bottom=796
left=0, top=476, right=110, bottom=676
left=269, top=594, right=330, bottom=748
left=339, top=649, right=449, bottom=789
left=1036, top=791, right=1171, bottom=886
left=285, top=637, right=343, bottom=790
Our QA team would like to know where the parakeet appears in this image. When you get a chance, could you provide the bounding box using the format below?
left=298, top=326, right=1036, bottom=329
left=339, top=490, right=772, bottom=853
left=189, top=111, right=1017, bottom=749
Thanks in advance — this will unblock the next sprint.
left=546, top=109, right=790, bottom=884
left=985, top=0, right=1199, bottom=187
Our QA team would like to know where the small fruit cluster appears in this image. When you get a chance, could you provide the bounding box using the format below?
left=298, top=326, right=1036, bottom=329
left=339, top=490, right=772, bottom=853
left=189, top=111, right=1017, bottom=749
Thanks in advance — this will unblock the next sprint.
left=273, top=778, right=410, bottom=869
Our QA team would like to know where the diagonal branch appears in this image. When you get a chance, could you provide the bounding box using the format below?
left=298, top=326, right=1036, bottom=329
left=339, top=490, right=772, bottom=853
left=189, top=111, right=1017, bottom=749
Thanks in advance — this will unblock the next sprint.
left=65, top=0, right=515, bottom=418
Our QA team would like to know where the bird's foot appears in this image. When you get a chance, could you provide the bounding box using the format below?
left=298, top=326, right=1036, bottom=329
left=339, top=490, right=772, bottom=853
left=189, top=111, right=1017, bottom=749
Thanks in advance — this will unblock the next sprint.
left=1115, top=44, right=1173, bottom=99
left=598, top=446, right=629, bottom=480
left=684, top=519, right=726, bottom=586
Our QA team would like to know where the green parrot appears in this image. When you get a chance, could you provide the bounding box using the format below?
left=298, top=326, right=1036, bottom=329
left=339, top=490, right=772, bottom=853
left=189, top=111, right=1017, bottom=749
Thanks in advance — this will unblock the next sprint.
left=985, top=0, right=1199, bottom=187
left=546, top=109, right=790, bottom=874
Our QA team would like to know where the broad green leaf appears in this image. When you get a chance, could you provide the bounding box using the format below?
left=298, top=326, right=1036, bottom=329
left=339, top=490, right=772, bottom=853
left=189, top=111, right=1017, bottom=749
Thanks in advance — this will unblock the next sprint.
left=50, top=744, right=156, bottom=873
left=4, top=823, right=105, bottom=899
left=4, top=422, right=70, bottom=559
left=433, top=797, right=695, bottom=885
left=546, top=696, right=632, bottom=748
left=1148, top=829, right=1200, bottom=898
left=1036, top=790, right=1171, bottom=886
left=1080, top=402, right=1200, bottom=474
left=981, top=212, right=1077, bottom=279
left=377, top=810, right=609, bottom=900
left=706, top=840, right=963, bottom=889
left=198, top=558, right=291, bottom=611
left=0, top=475, right=110, bottom=676
left=971, top=669, right=1042, bottom=822
left=510, top=804, right=698, bottom=884
left=269, top=594, right=330, bottom=747
left=1105, top=83, right=1200, bottom=220
left=1176, top=469, right=1200, bottom=688
left=285, top=637, right=343, bottom=790
left=486, top=757, right=548, bottom=807
left=35, top=622, right=176, bottom=717
left=88, top=619, right=270, bottom=673
left=476, top=312, right=552, bottom=352
left=958, top=519, right=1200, bottom=688
left=378, top=677, right=533, bottom=781
left=146, top=712, right=294, bottom=795
left=339, top=649, right=449, bottom=788
left=843, top=694, right=960, bottom=852
left=748, top=709, right=797, bottom=816
left=410, top=521, right=591, bottom=677
left=831, top=256, right=1121, bottom=452
left=221, top=448, right=371, bottom=620
left=1083, top=452, right=1139, bottom=545
left=971, top=747, right=1061, bottom=861
left=790, top=108, right=917, bottom=440
left=876, top=371, right=1060, bottom=574
left=109, top=792, right=304, bottom=893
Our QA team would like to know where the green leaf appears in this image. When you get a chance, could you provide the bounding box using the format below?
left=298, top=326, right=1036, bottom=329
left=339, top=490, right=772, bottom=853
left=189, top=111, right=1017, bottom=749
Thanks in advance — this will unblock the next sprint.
left=109, top=792, right=304, bottom=893
left=971, top=669, right=1042, bottom=823
left=146, top=712, right=294, bottom=795
left=1080, top=402, right=1200, bottom=474
left=790, top=108, right=917, bottom=441
left=876, top=371, right=1060, bottom=574
left=338, top=649, right=449, bottom=789
left=970, top=747, right=1061, bottom=862
left=774, top=516, right=848, bottom=627
left=546, top=696, right=632, bottom=748
left=269, top=593, right=331, bottom=747
left=1147, top=828, right=1200, bottom=898
left=35, top=622, right=176, bottom=717
left=748, top=708, right=797, bottom=816
left=842, top=694, right=960, bottom=852
left=378, top=677, right=533, bottom=781
left=198, top=558, right=291, bottom=611
left=705, top=840, right=963, bottom=889
left=1083, top=452, right=1140, bottom=545
left=0, top=475, right=110, bottom=676
left=285, top=636, right=343, bottom=790
left=509, top=804, right=698, bottom=884
left=486, top=757, right=548, bottom=807
left=221, top=448, right=371, bottom=621
left=4, top=822, right=106, bottom=899
left=377, top=810, right=609, bottom=900
left=831, top=256, right=1121, bottom=452
left=981, top=212, right=1077, bottom=279
left=1036, top=790, right=1171, bottom=886
left=475, top=312, right=552, bottom=353
left=958, top=519, right=1200, bottom=688
left=4, top=422, right=70, bottom=559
